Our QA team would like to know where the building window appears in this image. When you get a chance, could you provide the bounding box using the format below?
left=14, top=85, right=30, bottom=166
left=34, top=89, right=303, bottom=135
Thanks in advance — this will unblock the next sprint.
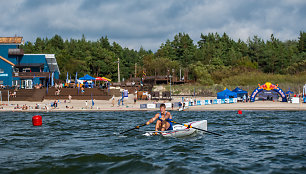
left=13, top=80, right=19, bottom=86
left=0, top=69, right=4, bottom=73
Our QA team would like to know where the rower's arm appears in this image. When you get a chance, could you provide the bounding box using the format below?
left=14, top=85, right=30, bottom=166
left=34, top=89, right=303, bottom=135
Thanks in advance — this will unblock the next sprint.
left=165, top=112, right=171, bottom=120
left=146, top=114, right=158, bottom=125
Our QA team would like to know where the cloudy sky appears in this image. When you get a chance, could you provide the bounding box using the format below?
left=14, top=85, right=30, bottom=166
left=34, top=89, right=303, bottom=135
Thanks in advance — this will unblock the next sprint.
left=0, top=0, right=305, bottom=51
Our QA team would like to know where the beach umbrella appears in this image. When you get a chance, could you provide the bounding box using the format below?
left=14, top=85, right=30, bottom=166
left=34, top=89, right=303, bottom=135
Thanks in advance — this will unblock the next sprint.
left=102, top=77, right=111, bottom=81
left=96, top=77, right=108, bottom=82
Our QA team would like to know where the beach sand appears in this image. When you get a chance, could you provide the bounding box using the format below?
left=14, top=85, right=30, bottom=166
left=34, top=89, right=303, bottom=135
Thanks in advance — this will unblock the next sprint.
left=0, top=95, right=305, bottom=112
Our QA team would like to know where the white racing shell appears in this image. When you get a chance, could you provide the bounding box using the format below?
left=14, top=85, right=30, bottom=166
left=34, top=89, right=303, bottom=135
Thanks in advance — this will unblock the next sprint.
left=144, top=120, right=207, bottom=137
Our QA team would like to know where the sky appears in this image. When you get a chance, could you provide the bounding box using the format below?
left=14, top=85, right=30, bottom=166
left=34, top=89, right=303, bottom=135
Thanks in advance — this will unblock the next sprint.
left=0, top=0, right=305, bottom=51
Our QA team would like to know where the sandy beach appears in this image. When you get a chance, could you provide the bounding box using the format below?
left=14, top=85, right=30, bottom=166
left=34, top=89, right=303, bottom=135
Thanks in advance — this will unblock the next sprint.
left=0, top=95, right=305, bottom=112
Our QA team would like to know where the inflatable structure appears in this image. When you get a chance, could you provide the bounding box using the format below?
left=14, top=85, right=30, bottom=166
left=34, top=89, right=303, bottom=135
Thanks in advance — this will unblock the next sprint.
left=250, top=82, right=287, bottom=102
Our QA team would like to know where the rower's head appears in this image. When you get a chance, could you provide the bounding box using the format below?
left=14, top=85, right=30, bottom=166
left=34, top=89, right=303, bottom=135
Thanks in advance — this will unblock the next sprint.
left=160, top=103, right=166, bottom=114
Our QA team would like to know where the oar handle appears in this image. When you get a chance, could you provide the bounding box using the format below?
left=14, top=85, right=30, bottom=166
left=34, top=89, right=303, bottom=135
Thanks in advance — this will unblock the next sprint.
left=120, top=123, right=147, bottom=134
left=171, top=121, right=222, bottom=136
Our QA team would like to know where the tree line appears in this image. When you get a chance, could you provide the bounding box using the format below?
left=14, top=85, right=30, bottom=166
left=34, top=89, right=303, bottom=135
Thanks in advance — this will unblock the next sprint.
left=21, top=31, right=306, bottom=85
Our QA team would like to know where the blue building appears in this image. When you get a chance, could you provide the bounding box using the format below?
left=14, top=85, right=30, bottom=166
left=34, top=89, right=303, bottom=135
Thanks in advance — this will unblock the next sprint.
left=0, top=37, right=60, bottom=89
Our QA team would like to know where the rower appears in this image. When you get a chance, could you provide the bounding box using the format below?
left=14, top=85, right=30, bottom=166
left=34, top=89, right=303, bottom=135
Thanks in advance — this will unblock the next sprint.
left=146, top=103, right=173, bottom=131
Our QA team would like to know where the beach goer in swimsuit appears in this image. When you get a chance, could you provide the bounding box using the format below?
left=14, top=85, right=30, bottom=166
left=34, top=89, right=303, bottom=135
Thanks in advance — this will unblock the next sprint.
left=146, top=103, right=173, bottom=131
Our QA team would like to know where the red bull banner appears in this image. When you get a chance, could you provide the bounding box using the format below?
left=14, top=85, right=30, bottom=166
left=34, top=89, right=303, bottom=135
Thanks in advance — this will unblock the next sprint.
left=250, top=82, right=287, bottom=102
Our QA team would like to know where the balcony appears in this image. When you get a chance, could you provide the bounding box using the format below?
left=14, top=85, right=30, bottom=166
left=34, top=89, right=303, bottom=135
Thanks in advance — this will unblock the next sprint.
left=13, top=72, right=51, bottom=78
left=8, top=49, right=24, bottom=56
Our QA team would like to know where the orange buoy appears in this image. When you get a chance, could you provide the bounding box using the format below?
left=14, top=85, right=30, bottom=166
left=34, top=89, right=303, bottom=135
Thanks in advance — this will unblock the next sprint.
left=32, top=115, right=42, bottom=126
left=237, top=110, right=242, bottom=114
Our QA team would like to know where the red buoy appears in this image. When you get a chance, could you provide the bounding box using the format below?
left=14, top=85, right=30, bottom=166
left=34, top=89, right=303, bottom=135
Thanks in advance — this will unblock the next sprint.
left=32, top=115, right=42, bottom=126
left=237, top=110, right=242, bottom=114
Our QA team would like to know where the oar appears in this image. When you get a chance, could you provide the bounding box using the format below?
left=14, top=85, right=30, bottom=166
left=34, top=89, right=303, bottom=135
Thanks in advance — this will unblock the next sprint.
left=170, top=120, right=222, bottom=136
left=119, top=123, right=147, bottom=134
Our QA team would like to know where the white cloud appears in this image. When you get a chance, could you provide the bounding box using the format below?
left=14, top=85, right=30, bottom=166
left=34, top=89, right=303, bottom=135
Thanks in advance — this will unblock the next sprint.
left=0, top=0, right=304, bottom=51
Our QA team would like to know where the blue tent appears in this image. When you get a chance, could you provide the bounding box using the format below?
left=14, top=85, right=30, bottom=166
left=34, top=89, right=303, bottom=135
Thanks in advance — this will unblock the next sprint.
left=285, top=90, right=294, bottom=95
left=232, top=87, right=248, bottom=98
left=79, top=74, right=96, bottom=81
left=217, top=89, right=237, bottom=99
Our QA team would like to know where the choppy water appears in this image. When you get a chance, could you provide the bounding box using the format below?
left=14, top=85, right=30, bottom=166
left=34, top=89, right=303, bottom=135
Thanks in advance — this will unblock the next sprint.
left=0, top=111, right=305, bottom=174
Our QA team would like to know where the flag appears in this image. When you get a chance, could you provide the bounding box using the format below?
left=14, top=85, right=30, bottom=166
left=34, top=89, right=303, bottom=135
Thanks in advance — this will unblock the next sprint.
left=91, top=93, right=94, bottom=106
left=51, top=72, right=54, bottom=87
left=33, top=74, right=35, bottom=87
left=7, top=91, right=9, bottom=105
left=66, top=72, right=68, bottom=83
left=46, top=82, right=49, bottom=94
left=75, top=72, right=78, bottom=84
left=48, top=73, right=50, bottom=87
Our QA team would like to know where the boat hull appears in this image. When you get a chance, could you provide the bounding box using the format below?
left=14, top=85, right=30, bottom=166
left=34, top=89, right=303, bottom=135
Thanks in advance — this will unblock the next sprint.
left=144, top=120, right=207, bottom=137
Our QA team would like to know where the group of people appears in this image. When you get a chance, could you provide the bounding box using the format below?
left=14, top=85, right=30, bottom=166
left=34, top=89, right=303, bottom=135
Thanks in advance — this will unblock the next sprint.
left=9, top=91, right=17, bottom=98
left=14, top=104, right=29, bottom=110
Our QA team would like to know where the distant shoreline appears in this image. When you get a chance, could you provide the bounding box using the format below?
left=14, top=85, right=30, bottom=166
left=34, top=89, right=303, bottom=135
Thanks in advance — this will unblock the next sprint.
left=0, top=95, right=305, bottom=112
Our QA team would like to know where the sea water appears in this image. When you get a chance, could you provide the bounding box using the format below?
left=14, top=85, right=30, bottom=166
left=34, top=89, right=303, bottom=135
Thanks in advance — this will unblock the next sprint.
left=0, top=111, right=305, bottom=173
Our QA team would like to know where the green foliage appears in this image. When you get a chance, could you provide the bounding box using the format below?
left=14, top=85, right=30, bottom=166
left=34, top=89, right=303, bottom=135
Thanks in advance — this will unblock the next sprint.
left=188, top=62, right=214, bottom=85
left=221, top=71, right=306, bottom=87
left=21, top=31, right=305, bottom=85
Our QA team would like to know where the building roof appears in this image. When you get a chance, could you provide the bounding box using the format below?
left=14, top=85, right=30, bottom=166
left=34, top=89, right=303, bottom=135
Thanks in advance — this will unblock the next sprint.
left=45, top=54, right=60, bottom=74
left=0, top=37, right=23, bottom=44
left=0, top=56, right=15, bottom=66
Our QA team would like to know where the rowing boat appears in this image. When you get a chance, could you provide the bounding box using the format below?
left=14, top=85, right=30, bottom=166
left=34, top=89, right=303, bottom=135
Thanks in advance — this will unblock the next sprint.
left=143, top=120, right=207, bottom=137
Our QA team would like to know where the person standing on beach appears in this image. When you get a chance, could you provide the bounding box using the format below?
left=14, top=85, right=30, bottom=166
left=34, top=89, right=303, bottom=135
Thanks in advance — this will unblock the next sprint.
left=68, top=95, right=72, bottom=103
left=146, top=104, right=173, bottom=131
left=134, top=95, right=137, bottom=104
left=112, top=96, right=115, bottom=107
left=85, top=101, right=88, bottom=109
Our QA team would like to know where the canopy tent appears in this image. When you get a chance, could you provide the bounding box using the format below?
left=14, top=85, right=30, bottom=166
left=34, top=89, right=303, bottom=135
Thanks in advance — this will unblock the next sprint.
left=217, top=89, right=237, bottom=99
left=232, top=87, right=248, bottom=98
left=285, top=90, right=294, bottom=95
left=79, top=74, right=96, bottom=81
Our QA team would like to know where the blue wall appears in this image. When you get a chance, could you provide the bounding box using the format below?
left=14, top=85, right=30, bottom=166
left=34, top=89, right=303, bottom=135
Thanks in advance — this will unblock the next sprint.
left=22, top=54, right=50, bottom=72
left=0, top=45, right=18, bottom=62
left=0, top=59, right=13, bottom=86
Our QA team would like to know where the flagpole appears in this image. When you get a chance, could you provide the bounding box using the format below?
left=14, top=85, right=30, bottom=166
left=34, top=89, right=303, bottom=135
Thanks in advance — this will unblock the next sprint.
left=117, top=57, right=120, bottom=82
left=8, top=90, right=9, bottom=105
